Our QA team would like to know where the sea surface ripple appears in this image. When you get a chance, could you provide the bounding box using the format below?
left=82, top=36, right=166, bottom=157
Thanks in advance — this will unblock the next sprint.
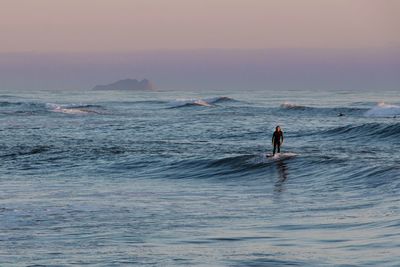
left=1, top=89, right=400, bottom=266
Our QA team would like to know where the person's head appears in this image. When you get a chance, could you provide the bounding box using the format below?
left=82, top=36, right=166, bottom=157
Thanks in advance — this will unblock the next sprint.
left=276, top=126, right=281, bottom=132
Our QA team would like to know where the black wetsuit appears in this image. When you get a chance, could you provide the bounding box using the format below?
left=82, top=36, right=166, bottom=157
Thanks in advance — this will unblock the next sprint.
left=272, top=130, right=284, bottom=155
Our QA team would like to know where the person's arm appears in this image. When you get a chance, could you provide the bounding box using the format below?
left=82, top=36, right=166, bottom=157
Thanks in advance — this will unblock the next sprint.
left=272, top=132, right=275, bottom=144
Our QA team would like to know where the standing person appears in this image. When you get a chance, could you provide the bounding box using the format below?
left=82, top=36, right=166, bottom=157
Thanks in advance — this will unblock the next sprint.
left=272, top=126, right=284, bottom=156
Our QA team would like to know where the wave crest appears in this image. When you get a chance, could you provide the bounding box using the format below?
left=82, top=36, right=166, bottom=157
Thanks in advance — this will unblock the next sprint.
left=322, top=122, right=400, bottom=139
left=280, top=102, right=308, bottom=110
left=365, top=102, right=400, bottom=117
left=168, top=96, right=236, bottom=108
left=46, top=103, right=106, bottom=115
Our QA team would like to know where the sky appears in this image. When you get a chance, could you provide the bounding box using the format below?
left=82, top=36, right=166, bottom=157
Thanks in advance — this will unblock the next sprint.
left=0, top=0, right=399, bottom=52
left=0, top=0, right=399, bottom=90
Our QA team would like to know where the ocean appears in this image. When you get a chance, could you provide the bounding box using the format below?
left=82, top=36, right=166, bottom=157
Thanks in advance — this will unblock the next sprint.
left=1, top=88, right=400, bottom=266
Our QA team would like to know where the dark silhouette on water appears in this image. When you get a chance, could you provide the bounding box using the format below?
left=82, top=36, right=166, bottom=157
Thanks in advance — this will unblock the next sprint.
left=274, top=160, right=289, bottom=193
left=272, top=126, right=284, bottom=156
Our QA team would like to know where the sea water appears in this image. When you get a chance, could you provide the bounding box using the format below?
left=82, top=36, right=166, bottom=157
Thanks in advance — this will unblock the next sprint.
left=1, top=89, right=399, bottom=266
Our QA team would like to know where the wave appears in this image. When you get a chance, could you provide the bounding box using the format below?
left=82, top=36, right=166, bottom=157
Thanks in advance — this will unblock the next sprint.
left=159, top=152, right=302, bottom=181
left=0, top=101, right=49, bottom=115
left=349, top=101, right=381, bottom=107
left=0, top=95, right=21, bottom=99
left=364, top=102, right=400, bottom=117
left=322, top=122, right=400, bottom=139
left=168, top=96, right=236, bottom=108
left=204, top=96, right=236, bottom=104
left=46, top=103, right=106, bottom=115
left=169, top=99, right=213, bottom=108
left=280, top=102, right=309, bottom=110
left=279, top=102, right=366, bottom=117
left=0, top=145, right=51, bottom=158
left=0, top=101, right=43, bottom=108
left=0, top=100, right=107, bottom=115
left=107, top=100, right=166, bottom=105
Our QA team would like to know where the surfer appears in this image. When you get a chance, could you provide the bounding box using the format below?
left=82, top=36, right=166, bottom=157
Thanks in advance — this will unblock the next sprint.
left=272, top=126, right=284, bottom=156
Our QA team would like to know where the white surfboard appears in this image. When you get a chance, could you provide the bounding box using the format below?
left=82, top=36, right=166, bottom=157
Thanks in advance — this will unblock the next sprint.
left=266, top=152, right=298, bottom=159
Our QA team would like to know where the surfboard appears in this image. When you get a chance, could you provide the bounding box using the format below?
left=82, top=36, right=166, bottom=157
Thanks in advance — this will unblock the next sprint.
left=266, top=152, right=297, bottom=159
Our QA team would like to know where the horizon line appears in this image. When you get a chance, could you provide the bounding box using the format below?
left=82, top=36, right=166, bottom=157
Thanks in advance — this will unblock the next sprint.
left=1, top=46, right=400, bottom=55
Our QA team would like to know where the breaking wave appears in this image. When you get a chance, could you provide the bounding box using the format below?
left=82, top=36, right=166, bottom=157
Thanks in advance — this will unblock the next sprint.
left=280, top=102, right=309, bottom=110
left=364, top=102, right=400, bottom=117
left=168, top=96, right=236, bottom=108
left=0, top=100, right=107, bottom=115
left=46, top=103, right=106, bottom=115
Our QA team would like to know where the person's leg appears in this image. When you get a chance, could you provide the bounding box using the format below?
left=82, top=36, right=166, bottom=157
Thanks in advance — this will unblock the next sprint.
left=273, top=143, right=276, bottom=155
left=277, top=143, right=280, bottom=153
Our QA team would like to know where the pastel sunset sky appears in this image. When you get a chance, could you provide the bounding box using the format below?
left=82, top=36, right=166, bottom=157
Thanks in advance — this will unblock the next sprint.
left=0, top=0, right=399, bottom=90
left=1, top=0, right=399, bottom=52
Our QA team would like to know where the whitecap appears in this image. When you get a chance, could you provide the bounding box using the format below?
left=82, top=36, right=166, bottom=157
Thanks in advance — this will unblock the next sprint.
left=364, top=102, right=400, bottom=117
left=168, top=99, right=212, bottom=108
left=168, top=96, right=236, bottom=108
left=280, top=101, right=307, bottom=109
left=46, top=103, right=101, bottom=114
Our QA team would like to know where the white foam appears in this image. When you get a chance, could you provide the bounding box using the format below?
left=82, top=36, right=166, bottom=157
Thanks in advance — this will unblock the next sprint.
left=168, top=96, right=234, bottom=108
left=169, top=99, right=212, bottom=108
left=364, top=102, right=400, bottom=117
left=280, top=101, right=306, bottom=109
left=46, top=103, right=93, bottom=114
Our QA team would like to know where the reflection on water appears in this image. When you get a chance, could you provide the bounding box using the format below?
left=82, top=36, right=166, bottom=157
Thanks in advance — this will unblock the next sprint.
left=274, top=159, right=288, bottom=193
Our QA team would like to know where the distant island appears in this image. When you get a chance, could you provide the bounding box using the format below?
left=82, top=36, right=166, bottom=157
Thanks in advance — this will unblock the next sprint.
left=92, top=79, right=155, bottom=91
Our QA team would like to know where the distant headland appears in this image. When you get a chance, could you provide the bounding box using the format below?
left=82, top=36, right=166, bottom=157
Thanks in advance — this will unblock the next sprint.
left=92, top=79, right=155, bottom=91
